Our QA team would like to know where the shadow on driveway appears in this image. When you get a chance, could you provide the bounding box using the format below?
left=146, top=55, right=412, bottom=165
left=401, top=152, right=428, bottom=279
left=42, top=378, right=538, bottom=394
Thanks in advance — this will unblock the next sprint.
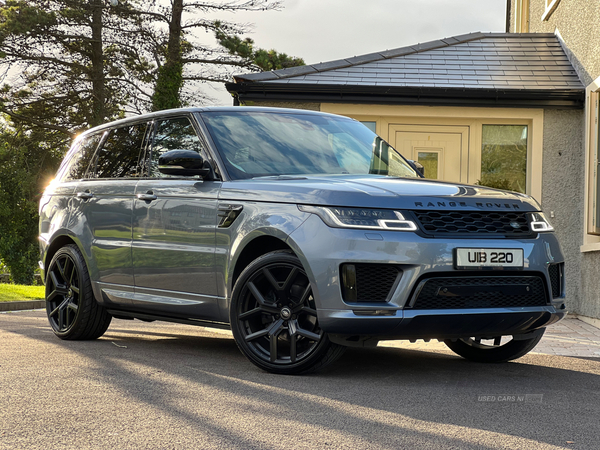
left=1, top=311, right=597, bottom=449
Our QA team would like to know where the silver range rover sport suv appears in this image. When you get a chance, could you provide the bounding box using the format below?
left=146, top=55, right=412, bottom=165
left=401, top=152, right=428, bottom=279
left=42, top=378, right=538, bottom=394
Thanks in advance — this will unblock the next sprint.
left=39, top=107, right=566, bottom=374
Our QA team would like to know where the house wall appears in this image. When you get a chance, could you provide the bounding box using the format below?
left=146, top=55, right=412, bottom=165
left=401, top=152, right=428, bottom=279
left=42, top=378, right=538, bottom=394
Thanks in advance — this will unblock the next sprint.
left=542, top=109, right=584, bottom=313
left=517, top=0, right=600, bottom=319
left=524, top=0, right=600, bottom=85
left=581, top=254, right=600, bottom=319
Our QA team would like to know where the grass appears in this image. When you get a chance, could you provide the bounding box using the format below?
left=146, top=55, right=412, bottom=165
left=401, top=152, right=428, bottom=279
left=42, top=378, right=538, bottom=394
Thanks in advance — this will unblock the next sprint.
left=0, top=284, right=45, bottom=302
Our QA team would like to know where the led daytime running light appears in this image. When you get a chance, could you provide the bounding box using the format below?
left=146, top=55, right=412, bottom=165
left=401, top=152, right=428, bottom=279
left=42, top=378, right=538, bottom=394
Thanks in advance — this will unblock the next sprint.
left=530, top=212, right=554, bottom=232
left=299, top=205, right=418, bottom=231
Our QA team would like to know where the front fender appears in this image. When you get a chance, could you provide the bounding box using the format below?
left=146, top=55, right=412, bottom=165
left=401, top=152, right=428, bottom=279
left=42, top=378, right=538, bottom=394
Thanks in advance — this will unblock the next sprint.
left=216, top=202, right=311, bottom=298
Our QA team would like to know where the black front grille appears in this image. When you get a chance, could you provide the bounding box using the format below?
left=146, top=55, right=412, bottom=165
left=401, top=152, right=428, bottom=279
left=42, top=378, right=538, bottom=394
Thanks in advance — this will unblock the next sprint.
left=341, top=264, right=401, bottom=303
left=411, top=210, right=533, bottom=238
left=548, top=263, right=563, bottom=298
left=409, top=275, right=548, bottom=309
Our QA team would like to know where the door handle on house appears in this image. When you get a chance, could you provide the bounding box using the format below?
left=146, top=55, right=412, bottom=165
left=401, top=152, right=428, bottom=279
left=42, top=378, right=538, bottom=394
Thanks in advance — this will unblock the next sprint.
left=76, top=190, right=93, bottom=200
left=137, top=191, right=158, bottom=202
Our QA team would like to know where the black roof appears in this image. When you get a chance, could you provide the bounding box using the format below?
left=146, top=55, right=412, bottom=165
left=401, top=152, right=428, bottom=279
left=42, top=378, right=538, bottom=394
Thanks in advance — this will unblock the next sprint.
left=227, top=33, right=584, bottom=109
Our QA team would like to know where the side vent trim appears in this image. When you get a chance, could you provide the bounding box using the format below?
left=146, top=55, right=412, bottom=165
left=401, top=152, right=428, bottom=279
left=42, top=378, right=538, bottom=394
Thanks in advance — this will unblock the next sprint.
left=218, top=204, right=243, bottom=228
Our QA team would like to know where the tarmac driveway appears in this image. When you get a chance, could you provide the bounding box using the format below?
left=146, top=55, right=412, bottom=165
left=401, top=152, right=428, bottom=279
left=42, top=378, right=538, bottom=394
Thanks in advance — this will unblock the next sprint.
left=1, top=310, right=599, bottom=450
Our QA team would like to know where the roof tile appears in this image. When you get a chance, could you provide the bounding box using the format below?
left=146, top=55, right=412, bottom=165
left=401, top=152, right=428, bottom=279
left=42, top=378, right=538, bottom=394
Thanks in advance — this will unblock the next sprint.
left=476, top=70, right=505, bottom=75
left=411, top=41, right=449, bottom=52
left=379, top=46, right=418, bottom=59
left=363, top=67, right=391, bottom=73
left=441, top=37, right=461, bottom=45
left=504, top=70, right=534, bottom=76
left=344, top=53, right=384, bottom=65
left=405, top=63, right=433, bottom=69
left=311, top=59, right=354, bottom=71
left=448, top=69, right=477, bottom=75
left=232, top=33, right=583, bottom=92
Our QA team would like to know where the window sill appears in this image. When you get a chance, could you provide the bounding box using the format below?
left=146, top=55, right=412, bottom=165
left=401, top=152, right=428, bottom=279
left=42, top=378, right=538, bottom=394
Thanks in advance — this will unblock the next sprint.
left=580, top=242, right=600, bottom=253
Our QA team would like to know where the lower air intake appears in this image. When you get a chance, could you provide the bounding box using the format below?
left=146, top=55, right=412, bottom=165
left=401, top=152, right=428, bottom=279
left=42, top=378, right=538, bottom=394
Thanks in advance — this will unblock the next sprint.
left=341, top=264, right=402, bottom=303
left=548, top=263, right=563, bottom=298
left=409, top=275, right=549, bottom=309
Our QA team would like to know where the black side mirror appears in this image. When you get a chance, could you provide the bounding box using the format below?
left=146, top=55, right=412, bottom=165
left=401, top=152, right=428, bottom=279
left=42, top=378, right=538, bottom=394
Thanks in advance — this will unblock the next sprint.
left=158, top=150, right=213, bottom=179
left=408, top=160, right=425, bottom=178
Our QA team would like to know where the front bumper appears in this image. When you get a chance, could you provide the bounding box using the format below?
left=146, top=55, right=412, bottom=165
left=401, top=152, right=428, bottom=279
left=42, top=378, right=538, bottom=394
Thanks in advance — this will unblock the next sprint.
left=322, top=306, right=566, bottom=343
left=288, top=214, right=567, bottom=340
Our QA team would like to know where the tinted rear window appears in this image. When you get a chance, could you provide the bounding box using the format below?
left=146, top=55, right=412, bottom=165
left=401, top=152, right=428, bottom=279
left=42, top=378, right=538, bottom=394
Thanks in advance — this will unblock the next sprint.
left=90, top=123, right=147, bottom=178
left=59, top=133, right=102, bottom=181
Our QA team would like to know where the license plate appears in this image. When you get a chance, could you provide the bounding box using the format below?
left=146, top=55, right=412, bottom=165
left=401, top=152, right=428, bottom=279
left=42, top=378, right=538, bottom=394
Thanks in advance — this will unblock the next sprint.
left=454, top=248, right=524, bottom=269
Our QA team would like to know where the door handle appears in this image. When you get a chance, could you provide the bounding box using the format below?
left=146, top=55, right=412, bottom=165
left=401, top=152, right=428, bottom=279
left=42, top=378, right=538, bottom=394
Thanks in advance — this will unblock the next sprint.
left=76, top=190, right=93, bottom=200
left=137, top=191, right=157, bottom=201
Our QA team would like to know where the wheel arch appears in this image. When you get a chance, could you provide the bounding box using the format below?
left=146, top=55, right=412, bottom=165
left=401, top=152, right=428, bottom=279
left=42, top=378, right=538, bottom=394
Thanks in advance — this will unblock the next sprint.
left=43, top=233, right=84, bottom=282
left=230, top=235, right=294, bottom=291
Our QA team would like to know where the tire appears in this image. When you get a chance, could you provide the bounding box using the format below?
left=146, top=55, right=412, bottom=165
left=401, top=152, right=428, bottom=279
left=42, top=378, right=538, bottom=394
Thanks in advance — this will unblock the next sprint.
left=444, top=329, right=545, bottom=363
left=230, top=251, right=345, bottom=374
left=45, top=244, right=112, bottom=340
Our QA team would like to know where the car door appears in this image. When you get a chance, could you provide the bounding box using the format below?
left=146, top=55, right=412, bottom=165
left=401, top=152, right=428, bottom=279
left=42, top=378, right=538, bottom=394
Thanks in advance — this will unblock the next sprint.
left=132, top=115, right=221, bottom=320
left=71, top=121, right=148, bottom=305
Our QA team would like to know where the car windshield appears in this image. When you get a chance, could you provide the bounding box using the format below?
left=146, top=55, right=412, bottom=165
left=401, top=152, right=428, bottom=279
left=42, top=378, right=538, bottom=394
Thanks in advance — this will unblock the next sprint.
left=201, top=111, right=419, bottom=180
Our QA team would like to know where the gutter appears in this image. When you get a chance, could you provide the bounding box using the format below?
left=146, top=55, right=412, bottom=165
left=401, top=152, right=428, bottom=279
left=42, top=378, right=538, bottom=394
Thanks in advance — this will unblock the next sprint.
left=226, top=83, right=585, bottom=110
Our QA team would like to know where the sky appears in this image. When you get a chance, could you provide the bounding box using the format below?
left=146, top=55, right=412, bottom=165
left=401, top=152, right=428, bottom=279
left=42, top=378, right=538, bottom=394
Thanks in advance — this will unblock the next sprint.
left=204, top=0, right=508, bottom=105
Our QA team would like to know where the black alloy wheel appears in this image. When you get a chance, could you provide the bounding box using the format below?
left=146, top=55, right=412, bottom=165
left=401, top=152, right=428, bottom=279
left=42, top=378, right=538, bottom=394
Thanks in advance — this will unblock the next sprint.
left=45, top=245, right=111, bottom=340
left=230, top=251, right=344, bottom=374
left=444, top=329, right=545, bottom=363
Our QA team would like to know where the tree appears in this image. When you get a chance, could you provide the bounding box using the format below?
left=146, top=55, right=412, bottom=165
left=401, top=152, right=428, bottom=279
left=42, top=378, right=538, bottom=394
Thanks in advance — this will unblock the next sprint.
left=151, top=0, right=184, bottom=111
left=0, top=124, right=62, bottom=284
left=215, top=25, right=304, bottom=72
left=116, top=0, right=285, bottom=111
left=0, top=0, right=300, bottom=121
left=0, top=0, right=137, bottom=283
left=0, top=0, right=134, bottom=132
left=0, top=0, right=301, bottom=281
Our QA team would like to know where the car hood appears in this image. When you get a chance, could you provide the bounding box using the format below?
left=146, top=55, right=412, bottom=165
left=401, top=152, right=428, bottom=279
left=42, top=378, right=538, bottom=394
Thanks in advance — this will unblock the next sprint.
left=218, top=175, right=540, bottom=212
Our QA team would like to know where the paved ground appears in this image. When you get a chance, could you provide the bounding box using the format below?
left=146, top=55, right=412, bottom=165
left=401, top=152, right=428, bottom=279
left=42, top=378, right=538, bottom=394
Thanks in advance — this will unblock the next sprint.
left=532, top=318, right=600, bottom=356
left=1, top=310, right=599, bottom=450
left=379, top=316, right=600, bottom=358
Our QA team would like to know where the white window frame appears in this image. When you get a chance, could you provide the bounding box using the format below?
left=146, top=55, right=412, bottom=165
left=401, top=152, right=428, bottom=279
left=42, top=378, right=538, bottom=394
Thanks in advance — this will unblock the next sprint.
left=514, top=0, right=530, bottom=33
left=582, top=77, right=600, bottom=251
left=542, top=0, right=561, bottom=21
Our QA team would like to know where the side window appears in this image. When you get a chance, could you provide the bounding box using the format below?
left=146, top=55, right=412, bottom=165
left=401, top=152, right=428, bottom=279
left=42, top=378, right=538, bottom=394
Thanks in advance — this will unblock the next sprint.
left=149, top=117, right=207, bottom=178
left=90, top=123, right=148, bottom=178
left=58, top=134, right=102, bottom=181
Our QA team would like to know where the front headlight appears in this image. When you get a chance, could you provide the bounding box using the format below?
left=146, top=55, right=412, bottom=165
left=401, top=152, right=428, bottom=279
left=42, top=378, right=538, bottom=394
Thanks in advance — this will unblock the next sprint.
left=530, top=212, right=554, bottom=232
left=298, top=205, right=418, bottom=231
